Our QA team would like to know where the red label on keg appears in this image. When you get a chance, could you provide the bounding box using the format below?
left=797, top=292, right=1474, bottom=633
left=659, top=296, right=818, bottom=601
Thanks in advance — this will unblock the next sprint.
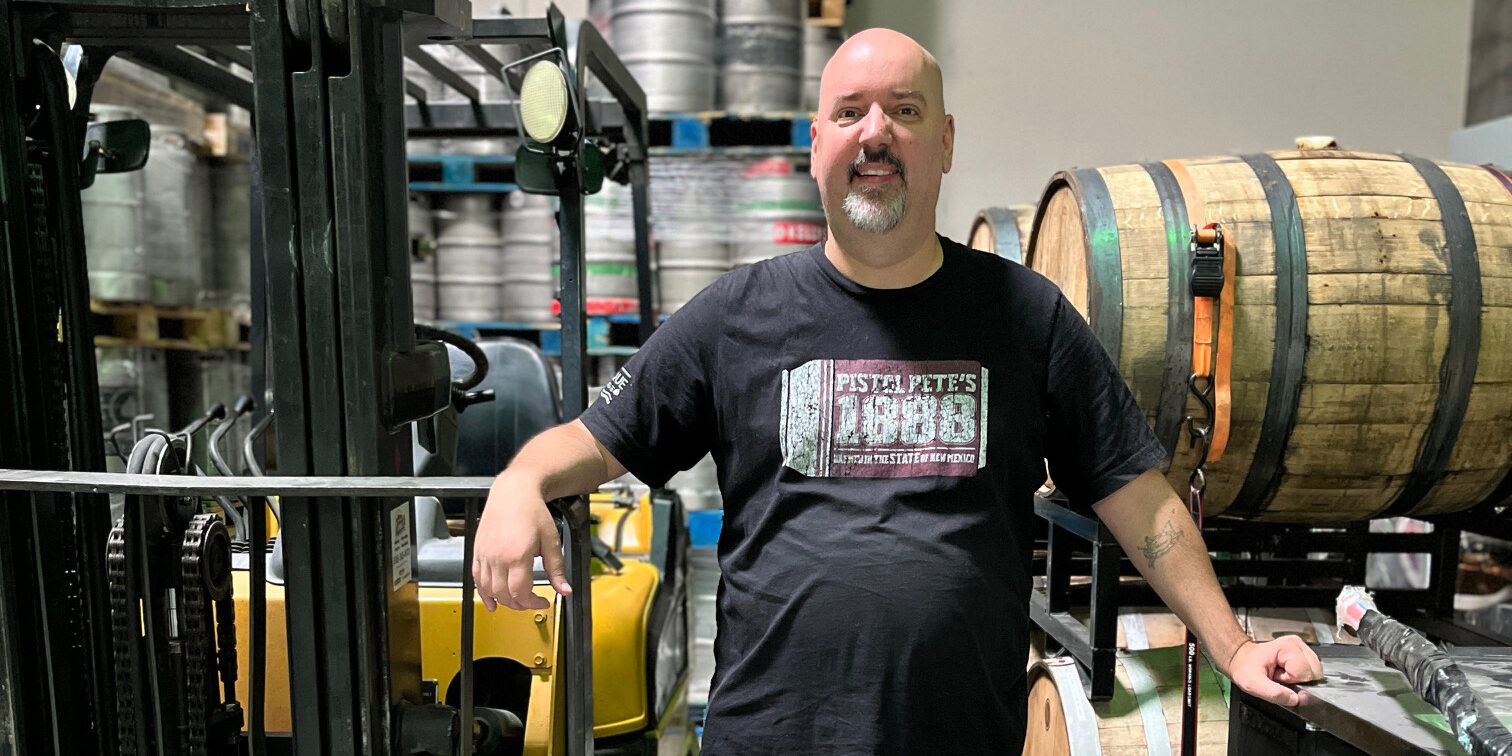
left=743, top=158, right=796, bottom=177
left=773, top=222, right=825, bottom=246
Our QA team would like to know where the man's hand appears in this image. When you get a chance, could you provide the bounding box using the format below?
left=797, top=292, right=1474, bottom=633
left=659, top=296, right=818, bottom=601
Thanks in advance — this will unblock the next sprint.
left=1224, top=636, right=1324, bottom=707
left=471, top=474, right=572, bottom=612
left=468, top=419, right=627, bottom=612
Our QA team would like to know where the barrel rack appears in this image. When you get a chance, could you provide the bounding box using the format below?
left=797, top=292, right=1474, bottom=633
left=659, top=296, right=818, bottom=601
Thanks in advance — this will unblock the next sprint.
left=1030, top=494, right=1512, bottom=701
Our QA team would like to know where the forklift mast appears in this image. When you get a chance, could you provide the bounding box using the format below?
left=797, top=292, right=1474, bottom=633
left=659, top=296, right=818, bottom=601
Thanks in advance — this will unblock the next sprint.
left=0, top=0, right=652, bottom=752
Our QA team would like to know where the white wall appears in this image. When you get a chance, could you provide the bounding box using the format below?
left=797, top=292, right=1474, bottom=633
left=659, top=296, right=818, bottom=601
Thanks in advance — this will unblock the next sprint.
left=844, top=1, right=1475, bottom=240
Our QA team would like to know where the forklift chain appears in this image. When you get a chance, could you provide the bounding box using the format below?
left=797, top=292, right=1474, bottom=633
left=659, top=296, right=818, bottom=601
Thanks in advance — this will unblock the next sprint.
left=106, top=518, right=140, bottom=756
left=181, top=513, right=230, bottom=756
left=25, top=160, right=71, bottom=463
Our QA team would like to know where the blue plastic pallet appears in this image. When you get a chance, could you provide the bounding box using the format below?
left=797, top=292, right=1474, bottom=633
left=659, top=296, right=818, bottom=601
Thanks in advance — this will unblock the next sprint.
left=407, top=154, right=517, bottom=193
left=652, top=111, right=813, bottom=153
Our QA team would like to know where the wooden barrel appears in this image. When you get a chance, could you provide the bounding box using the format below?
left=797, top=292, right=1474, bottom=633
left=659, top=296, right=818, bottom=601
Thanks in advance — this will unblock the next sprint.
left=1026, top=151, right=1512, bottom=522
left=1023, top=650, right=1229, bottom=756
left=969, top=205, right=1036, bottom=263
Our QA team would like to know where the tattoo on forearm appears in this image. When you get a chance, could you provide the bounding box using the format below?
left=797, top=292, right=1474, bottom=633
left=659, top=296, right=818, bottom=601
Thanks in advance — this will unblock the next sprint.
left=1140, top=519, right=1185, bottom=568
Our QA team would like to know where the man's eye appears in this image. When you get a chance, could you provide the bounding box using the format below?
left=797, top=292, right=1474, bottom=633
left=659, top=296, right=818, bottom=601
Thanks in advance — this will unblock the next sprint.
left=838, top=109, right=860, bottom=119
left=898, top=106, right=920, bottom=116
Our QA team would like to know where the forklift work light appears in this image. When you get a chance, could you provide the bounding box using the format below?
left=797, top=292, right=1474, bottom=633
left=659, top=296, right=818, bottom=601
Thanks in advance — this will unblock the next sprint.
left=520, top=60, right=569, bottom=144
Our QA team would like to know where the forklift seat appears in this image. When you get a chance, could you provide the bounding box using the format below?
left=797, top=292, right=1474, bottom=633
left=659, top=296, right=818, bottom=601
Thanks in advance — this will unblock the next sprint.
left=449, top=337, right=562, bottom=477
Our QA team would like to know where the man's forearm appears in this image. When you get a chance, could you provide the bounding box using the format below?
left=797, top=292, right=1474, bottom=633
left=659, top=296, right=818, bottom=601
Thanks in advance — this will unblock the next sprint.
left=496, top=418, right=626, bottom=501
left=1091, top=469, right=1251, bottom=672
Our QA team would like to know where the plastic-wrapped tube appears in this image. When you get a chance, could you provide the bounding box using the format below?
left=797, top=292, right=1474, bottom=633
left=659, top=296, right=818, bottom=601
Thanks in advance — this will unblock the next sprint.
left=1338, top=587, right=1512, bottom=756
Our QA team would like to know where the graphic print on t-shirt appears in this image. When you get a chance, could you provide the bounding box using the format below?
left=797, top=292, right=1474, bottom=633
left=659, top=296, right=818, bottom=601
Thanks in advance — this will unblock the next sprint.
left=779, top=359, right=989, bottom=478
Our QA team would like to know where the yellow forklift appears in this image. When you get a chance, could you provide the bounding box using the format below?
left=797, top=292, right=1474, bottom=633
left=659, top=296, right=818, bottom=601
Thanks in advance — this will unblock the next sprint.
left=226, top=335, right=696, bottom=754
left=0, top=0, right=689, bottom=753
left=214, top=5, right=696, bottom=752
left=219, top=4, right=692, bottom=750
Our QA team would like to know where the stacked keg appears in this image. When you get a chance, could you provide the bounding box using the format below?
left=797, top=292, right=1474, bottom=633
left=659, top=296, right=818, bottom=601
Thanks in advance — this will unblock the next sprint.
left=584, top=182, right=641, bottom=314
left=190, top=159, right=216, bottom=307
left=210, top=162, right=253, bottom=314
left=434, top=194, right=504, bottom=321
left=610, top=0, right=717, bottom=113
left=801, top=25, right=844, bottom=111
left=717, top=0, right=804, bottom=113
left=500, top=192, right=558, bottom=322
left=651, top=157, right=732, bottom=312
left=82, top=106, right=150, bottom=303
left=731, top=158, right=823, bottom=266
left=142, top=127, right=203, bottom=307
left=409, top=195, right=439, bottom=320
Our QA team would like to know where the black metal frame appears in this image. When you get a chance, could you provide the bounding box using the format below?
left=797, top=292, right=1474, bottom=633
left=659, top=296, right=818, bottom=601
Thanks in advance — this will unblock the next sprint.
left=0, top=0, right=637, bottom=751
left=1031, top=495, right=1506, bottom=701
left=0, top=7, right=136, bottom=752
left=0, top=469, right=595, bottom=756
left=401, top=13, right=658, bottom=348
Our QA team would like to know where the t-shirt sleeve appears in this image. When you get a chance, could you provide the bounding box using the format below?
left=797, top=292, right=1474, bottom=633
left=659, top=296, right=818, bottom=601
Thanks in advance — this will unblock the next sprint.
left=577, top=281, right=721, bottom=488
left=1043, top=294, right=1167, bottom=506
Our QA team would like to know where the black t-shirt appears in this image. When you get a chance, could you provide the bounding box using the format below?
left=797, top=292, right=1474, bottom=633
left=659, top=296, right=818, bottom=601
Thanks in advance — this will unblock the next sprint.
left=580, top=236, right=1165, bottom=754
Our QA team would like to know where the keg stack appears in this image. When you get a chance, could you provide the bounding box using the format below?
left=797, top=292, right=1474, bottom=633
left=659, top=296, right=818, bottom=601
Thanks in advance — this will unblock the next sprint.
left=717, top=0, right=804, bottom=113
left=801, top=25, right=844, bottom=112
left=584, top=181, right=642, bottom=314
left=142, top=128, right=203, bottom=307
left=651, top=157, right=734, bottom=312
left=209, top=161, right=253, bottom=315
left=409, top=195, right=439, bottom=320
left=82, top=105, right=151, bottom=303
left=434, top=194, right=506, bottom=322
left=731, top=157, right=823, bottom=266
left=82, top=61, right=257, bottom=466
left=500, top=192, right=558, bottom=322
left=610, top=0, right=717, bottom=113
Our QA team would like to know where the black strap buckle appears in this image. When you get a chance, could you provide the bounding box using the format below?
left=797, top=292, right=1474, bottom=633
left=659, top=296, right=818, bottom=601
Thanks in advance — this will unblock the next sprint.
left=1190, top=227, right=1225, bottom=298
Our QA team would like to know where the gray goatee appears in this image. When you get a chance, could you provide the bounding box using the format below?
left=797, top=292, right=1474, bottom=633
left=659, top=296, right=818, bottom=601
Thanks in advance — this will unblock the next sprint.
left=842, top=148, right=907, bottom=234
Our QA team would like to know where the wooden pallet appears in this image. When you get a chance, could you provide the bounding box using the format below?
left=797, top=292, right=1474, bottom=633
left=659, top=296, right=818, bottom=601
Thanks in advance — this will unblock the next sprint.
left=92, top=299, right=250, bottom=351
left=807, top=0, right=845, bottom=27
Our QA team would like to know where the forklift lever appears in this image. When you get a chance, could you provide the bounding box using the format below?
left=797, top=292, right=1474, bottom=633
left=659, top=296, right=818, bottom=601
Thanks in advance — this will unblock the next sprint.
left=209, top=395, right=256, bottom=478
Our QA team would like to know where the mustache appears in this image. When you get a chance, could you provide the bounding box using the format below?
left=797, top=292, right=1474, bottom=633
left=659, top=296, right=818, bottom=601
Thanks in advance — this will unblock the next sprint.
left=847, top=149, right=906, bottom=182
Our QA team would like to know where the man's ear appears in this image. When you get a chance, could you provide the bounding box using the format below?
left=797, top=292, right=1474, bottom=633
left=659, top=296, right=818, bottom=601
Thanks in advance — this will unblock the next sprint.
left=942, top=113, right=955, bottom=174
left=810, top=119, right=820, bottom=180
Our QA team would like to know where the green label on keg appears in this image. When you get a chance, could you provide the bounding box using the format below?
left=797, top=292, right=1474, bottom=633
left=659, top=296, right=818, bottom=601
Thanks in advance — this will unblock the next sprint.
left=550, top=263, right=640, bottom=277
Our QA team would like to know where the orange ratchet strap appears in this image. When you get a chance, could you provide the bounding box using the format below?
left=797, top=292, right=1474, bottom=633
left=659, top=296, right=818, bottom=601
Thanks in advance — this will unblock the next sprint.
left=1162, top=161, right=1234, bottom=462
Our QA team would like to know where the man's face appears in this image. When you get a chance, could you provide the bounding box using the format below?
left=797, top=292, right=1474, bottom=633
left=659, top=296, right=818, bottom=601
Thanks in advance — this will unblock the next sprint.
left=810, top=34, right=954, bottom=238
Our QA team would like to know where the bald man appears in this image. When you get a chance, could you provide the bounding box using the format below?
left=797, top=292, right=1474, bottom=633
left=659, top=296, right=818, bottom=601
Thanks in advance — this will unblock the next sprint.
left=474, top=28, right=1322, bottom=753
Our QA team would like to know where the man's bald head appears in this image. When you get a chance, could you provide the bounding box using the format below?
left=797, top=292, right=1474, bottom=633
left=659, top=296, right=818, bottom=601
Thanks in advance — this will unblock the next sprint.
left=819, top=28, right=945, bottom=120
left=808, top=26, right=954, bottom=268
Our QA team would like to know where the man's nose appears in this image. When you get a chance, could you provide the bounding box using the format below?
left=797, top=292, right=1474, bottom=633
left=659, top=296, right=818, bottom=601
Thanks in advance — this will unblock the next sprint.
left=858, top=103, right=892, bottom=152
